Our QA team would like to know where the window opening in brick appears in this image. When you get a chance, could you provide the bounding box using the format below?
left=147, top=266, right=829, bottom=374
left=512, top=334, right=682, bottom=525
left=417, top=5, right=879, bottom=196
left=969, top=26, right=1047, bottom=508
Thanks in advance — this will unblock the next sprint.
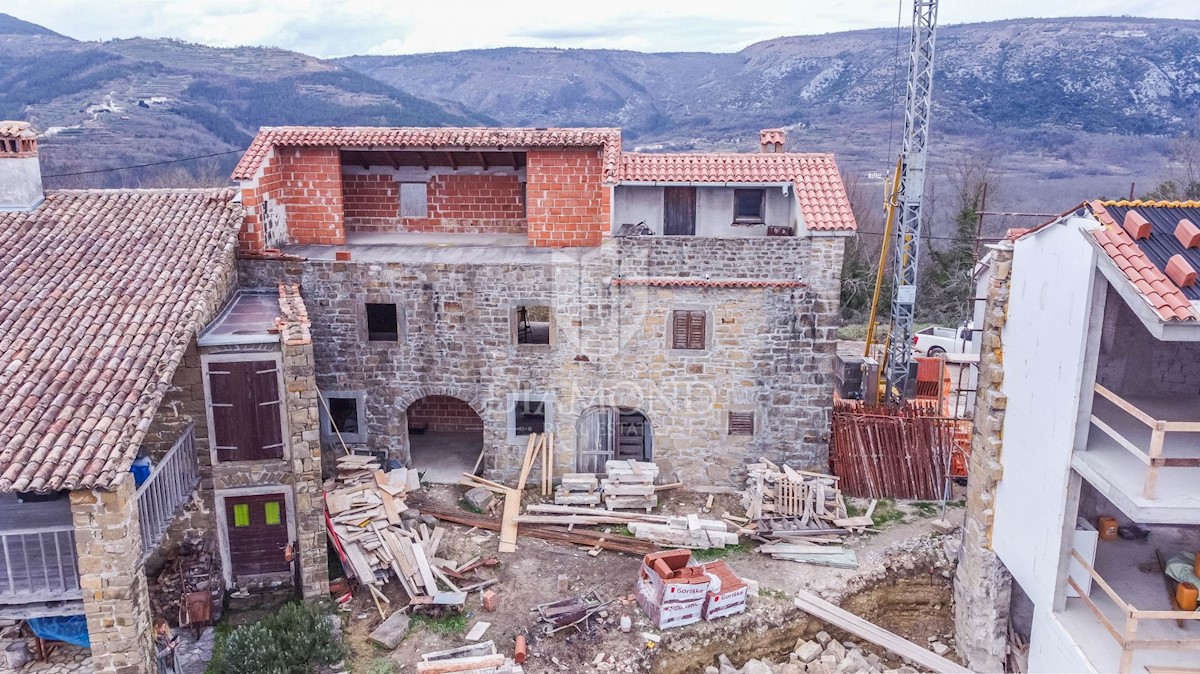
left=514, top=398, right=546, bottom=437
left=671, top=310, right=707, bottom=350
left=400, top=182, right=428, bottom=218
left=729, top=411, right=755, bottom=436
left=328, top=397, right=360, bottom=435
left=516, top=305, right=551, bottom=345
left=365, top=303, right=399, bottom=341
left=734, top=188, right=766, bottom=224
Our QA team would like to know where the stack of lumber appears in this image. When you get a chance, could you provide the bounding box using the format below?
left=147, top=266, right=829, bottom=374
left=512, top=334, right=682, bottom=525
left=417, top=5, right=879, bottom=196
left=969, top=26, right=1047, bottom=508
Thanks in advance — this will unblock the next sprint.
left=326, top=455, right=463, bottom=604
left=417, top=641, right=523, bottom=674
left=740, top=459, right=868, bottom=567
left=554, top=473, right=601, bottom=505
left=516, top=432, right=553, bottom=496
left=602, top=460, right=659, bottom=510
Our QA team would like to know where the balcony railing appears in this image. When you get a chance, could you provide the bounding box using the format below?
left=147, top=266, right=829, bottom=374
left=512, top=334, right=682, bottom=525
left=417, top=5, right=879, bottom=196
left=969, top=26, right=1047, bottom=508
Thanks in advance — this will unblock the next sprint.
left=136, top=423, right=200, bottom=560
left=1067, top=548, right=1200, bottom=673
left=1089, top=384, right=1200, bottom=498
left=0, top=526, right=81, bottom=604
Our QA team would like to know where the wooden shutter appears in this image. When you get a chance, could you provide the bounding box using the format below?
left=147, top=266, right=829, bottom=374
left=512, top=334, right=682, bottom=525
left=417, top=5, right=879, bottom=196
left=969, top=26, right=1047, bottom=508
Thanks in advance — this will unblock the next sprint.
left=672, top=310, right=706, bottom=349
left=207, top=359, right=284, bottom=462
left=663, top=187, right=696, bottom=235
left=729, top=412, right=755, bottom=436
left=250, top=361, right=284, bottom=460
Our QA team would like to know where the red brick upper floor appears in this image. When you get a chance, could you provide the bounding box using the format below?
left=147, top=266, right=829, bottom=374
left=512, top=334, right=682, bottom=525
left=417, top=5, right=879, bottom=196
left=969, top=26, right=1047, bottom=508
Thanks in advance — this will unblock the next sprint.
left=231, top=126, right=856, bottom=254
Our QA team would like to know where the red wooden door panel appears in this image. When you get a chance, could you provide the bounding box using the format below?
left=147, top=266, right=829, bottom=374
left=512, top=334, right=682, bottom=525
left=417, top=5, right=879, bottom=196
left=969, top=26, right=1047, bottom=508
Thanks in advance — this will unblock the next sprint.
left=206, top=360, right=284, bottom=461
left=224, top=493, right=290, bottom=578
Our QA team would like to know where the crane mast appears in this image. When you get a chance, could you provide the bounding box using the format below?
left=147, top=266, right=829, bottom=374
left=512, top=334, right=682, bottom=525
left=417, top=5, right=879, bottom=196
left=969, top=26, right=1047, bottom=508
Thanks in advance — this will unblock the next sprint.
left=884, top=0, right=939, bottom=402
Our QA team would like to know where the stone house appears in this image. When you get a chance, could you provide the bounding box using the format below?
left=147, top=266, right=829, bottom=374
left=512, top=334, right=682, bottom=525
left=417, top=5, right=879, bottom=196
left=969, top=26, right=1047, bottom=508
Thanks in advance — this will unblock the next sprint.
left=955, top=200, right=1200, bottom=673
left=232, top=126, right=857, bottom=485
left=0, top=122, right=328, bottom=674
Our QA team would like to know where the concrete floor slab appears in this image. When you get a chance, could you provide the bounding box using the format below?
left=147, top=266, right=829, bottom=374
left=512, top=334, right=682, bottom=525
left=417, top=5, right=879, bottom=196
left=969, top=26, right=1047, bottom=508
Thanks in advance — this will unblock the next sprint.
left=410, top=431, right=482, bottom=485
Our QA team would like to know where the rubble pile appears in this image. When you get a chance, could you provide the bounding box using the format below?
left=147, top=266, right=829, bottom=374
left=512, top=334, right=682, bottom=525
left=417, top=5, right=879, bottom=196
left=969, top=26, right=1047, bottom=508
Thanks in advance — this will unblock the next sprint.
left=711, top=631, right=929, bottom=674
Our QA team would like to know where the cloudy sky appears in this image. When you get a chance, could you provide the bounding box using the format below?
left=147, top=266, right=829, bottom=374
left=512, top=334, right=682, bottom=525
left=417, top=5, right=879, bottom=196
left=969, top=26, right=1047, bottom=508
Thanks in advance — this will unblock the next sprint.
left=8, top=0, right=1199, bottom=58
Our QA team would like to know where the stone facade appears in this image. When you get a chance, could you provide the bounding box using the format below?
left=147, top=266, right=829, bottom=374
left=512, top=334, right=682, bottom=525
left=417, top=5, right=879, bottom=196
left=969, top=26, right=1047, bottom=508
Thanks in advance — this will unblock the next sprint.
left=237, top=234, right=844, bottom=485
left=71, top=474, right=154, bottom=674
left=954, top=242, right=1014, bottom=672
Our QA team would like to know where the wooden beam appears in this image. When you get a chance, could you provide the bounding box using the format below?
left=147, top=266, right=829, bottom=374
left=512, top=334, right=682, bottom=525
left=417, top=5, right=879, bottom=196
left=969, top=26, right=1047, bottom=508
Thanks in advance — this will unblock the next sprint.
left=446, top=151, right=458, bottom=170
left=791, top=588, right=972, bottom=673
left=1093, top=384, right=1157, bottom=427
left=386, top=151, right=402, bottom=170
left=414, top=150, right=428, bottom=171
left=477, top=152, right=489, bottom=170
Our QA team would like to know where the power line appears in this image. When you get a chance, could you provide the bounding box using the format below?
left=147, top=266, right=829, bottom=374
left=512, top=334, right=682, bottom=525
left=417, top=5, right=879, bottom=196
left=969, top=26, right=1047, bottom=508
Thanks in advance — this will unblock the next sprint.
left=42, top=149, right=245, bottom=178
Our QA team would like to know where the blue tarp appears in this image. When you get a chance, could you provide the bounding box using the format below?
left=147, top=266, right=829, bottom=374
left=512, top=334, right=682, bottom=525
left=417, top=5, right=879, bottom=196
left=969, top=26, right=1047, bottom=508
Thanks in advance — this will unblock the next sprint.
left=27, top=615, right=89, bottom=649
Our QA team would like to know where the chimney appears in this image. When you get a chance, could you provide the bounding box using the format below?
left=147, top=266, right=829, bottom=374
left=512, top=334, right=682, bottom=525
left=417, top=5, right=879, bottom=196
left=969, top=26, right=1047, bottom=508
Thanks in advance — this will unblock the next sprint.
left=759, top=128, right=786, bottom=153
left=0, top=121, right=43, bottom=211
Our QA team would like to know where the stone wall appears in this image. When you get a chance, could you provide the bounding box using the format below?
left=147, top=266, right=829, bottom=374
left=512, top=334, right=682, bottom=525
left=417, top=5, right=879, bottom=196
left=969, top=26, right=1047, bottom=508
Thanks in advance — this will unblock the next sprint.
left=237, top=234, right=844, bottom=485
left=71, top=474, right=155, bottom=674
left=954, top=242, right=1014, bottom=672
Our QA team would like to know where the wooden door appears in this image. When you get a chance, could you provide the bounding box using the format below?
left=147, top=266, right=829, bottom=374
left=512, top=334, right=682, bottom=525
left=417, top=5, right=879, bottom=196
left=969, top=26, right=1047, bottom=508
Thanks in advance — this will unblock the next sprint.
left=663, top=187, right=696, bottom=235
left=207, top=360, right=284, bottom=462
left=576, top=407, right=652, bottom=471
left=225, top=494, right=290, bottom=578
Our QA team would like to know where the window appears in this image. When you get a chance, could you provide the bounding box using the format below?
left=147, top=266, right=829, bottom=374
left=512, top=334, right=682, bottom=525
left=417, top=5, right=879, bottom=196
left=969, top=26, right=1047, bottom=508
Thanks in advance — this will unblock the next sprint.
left=507, top=392, right=554, bottom=444
left=233, top=504, right=250, bottom=527
left=733, top=189, right=766, bottom=224
left=365, top=303, right=399, bottom=341
left=264, top=501, right=282, bottom=526
left=400, top=182, right=428, bottom=218
left=321, top=391, right=367, bottom=444
left=207, top=359, right=285, bottom=462
left=515, top=305, right=551, bottom=345
left=729, top=411, right=755, bottom=436
left=671, top=310, right=707, bottom=350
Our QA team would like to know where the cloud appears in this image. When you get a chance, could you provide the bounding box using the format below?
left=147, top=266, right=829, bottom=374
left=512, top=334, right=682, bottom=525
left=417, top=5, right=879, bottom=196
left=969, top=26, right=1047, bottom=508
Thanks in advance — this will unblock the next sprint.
left=5, top=0, right=1200, bottom=58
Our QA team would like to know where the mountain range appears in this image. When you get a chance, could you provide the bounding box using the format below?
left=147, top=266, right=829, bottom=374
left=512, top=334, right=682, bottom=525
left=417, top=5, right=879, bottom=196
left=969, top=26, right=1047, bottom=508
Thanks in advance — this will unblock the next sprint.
left=2, top=13, right=1198, bottom=221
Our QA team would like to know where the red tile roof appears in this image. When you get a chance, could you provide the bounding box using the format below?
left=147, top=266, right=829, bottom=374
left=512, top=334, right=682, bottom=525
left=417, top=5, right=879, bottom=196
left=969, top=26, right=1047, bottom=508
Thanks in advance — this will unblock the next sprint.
left=617, top=152, right=857, bottom=231
left=0, top=189, right=241, bottom=492
left=1088, top=200, right=1196, bottom=321
left=232, top=126, right=622, bottom=181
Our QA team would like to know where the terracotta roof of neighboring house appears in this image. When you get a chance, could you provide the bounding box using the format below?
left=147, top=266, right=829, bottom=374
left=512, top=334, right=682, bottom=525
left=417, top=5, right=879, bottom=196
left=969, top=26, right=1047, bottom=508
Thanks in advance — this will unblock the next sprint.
left=617, top=152, right=857, bottom=231
left=0, top=189, right=241, bottom=493
left=232, top=126, right=623, bottom=181
left=0, top=121, right=36, bottom=140
left=1087, top=200, right=1198, bottom=321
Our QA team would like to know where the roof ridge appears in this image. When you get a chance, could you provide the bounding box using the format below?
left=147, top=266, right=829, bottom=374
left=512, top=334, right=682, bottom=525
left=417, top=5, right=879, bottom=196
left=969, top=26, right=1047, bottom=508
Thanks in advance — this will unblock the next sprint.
left=49, top=187, right=236, bottom=195
left=1100, top=199, right=1200, bottom=208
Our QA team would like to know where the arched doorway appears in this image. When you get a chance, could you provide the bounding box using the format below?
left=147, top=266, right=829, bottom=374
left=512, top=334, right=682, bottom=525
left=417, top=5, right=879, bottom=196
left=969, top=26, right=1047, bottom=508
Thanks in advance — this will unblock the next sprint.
left=576, top=406, right=652, bottom=473
left=406, top=395, right=484, bottom=484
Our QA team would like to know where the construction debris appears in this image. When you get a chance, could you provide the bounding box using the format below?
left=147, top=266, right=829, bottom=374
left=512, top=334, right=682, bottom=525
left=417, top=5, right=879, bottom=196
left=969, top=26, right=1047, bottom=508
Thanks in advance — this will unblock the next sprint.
left=418, top=641, right=523, bottom=674
left=325, top=454, right=464, bottom=603
left=368, top=612, right=411, bottom=650
left=627, top=516, right=739, bottom=549
left=602, top=460, right=659, bottom=510
left=741, top=459, right=864, bottom=567
left=416, top=501, right=658, bottom=555
left=531, top=589, right=613, bottom=636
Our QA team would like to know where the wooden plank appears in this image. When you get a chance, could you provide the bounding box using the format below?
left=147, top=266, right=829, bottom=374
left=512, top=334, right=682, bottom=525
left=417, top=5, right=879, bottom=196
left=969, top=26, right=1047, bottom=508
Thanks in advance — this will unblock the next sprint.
left=411, top=541, right=438, bottom=593
left=1090, top=415, right=1151, bottom=464
left=1070, top=549, right=1132, bottom=614
left=465, top=621, right=491, bottom=641
left=415, top=654, right=507, bottom=673
left=417, top=502, right=657, bottom=554
left=498, top=489, right=519, bottom=553
left=380, top=492, right=402, bottom=525
left=791, top=588, right=972, bottom=673
left=516, top=434, right=539, bottom=492
left=1093, top=384, right=1158, bottom=426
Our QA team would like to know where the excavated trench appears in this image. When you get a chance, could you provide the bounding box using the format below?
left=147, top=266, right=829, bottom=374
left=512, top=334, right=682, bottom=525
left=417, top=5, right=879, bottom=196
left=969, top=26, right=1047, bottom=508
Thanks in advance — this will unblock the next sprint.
left=650, top=572, right=955, bottom=674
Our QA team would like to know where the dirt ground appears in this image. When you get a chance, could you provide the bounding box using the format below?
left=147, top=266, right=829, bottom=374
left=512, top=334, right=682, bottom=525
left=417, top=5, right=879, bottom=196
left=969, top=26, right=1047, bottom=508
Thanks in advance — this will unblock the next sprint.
left=338, top=485, right=965, bottom=674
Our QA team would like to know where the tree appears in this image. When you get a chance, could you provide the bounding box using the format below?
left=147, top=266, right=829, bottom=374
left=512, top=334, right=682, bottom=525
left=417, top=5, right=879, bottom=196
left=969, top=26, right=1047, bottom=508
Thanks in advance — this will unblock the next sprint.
left=1143, top=129, right=1200, bottom=200
left=839, top=172, right=890, bottom=326
left=917, top=152, right=995, bottom=325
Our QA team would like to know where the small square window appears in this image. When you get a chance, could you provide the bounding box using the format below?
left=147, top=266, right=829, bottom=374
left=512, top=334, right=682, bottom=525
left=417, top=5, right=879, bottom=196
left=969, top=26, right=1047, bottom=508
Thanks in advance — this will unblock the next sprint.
left=671, top=310, right=706, bottom=350
left=733, top=189, right=766, bottom=224
left=729, top=411, right=755, bottom=436
left=233, top=504, right=250, bottom=527
left=329, top=397, right=360, bottom=435
left=516, top=305, right=551, bottom=345
left=400, top=182, right=428, bottom=218
left=264, top=501, right=281, bottom=526
left=365, top=303, right=399, bottom=341
left=514, top=398, right=546, bottom=436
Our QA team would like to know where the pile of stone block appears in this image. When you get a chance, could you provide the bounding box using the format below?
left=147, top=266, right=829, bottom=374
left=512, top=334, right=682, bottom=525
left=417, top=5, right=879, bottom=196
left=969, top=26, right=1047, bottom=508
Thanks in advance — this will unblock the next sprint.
left=554, top=473, right=602, bottom=505
left=602, top=460, right=659, bottom=510
left=710, top=631, right=928, bottom=674
left=416, top=640, right=524, bottom=673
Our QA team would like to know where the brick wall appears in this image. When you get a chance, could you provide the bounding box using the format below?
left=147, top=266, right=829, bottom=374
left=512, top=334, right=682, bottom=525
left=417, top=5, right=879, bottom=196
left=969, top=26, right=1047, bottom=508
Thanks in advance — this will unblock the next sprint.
left=407, top=395, right=485, bottom=432
left=342, top=172, right=527, bottom=234
left=239, top=147, right=345, bottom=252
left=526, top=148, right=610, bottom=247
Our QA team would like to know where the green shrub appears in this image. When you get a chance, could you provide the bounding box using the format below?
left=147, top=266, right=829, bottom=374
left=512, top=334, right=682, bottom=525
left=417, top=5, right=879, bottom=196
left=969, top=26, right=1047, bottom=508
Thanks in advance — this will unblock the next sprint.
left=209, top=602, right=344, bottom=674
